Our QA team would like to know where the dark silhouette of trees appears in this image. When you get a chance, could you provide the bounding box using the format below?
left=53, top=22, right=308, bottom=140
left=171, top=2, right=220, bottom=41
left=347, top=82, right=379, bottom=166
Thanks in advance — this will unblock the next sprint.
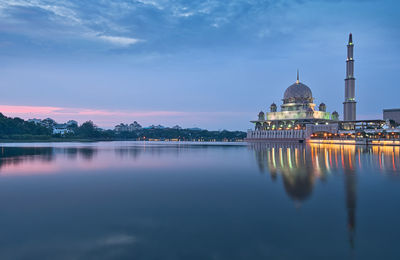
left=0, top=113, right=51, bottom=139
left=0, top=114, right=246, bottom=141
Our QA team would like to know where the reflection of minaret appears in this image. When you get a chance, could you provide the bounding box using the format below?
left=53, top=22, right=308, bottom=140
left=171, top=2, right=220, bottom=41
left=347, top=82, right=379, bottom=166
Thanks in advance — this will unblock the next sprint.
left=343, top=33, right=357, bottom=121
left=344, top=168, right=357, bottom=249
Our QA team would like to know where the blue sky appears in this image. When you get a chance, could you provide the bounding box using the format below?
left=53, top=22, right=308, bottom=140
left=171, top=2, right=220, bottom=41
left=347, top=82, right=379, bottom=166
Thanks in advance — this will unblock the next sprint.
left=0, top=0, right=399, bottom=130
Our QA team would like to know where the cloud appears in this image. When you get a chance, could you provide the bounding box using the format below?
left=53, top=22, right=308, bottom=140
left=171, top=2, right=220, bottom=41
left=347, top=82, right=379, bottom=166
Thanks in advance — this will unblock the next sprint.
left=0, top=0, right=82, bottom=24
left=0, top=0, right=310, bottom=53
left=136, top=0, right=164, bottom=10
left=0, top=0, right=142, bottom=48
left=97, top=35, right=141, bottom=46
left=0, top=105, right=186, bottom=118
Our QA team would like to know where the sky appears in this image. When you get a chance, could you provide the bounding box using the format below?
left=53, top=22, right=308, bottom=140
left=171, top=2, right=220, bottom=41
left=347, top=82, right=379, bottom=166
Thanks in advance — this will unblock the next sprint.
left=0, top=0, right=399, bottom=130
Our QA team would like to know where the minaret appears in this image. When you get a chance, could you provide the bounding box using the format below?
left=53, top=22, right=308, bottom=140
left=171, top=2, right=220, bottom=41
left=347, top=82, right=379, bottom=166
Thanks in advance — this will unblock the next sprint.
left=343, top=33, right=356, bottom=121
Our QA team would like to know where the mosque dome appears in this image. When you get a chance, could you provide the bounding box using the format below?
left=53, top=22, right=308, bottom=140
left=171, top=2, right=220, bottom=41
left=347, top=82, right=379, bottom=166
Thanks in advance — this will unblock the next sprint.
left=319, top=102, right=326, bottom=112
left=282, top=173, right=314, bottom=201
left=283, top=71, right=313, bottom=104
left=332, top=111, right=339, bottom=121
left=283, top=82, right=313, bottom=102
left=258, top=111, right=265, bottom=121
left=270, top=103, right=277, bottom=112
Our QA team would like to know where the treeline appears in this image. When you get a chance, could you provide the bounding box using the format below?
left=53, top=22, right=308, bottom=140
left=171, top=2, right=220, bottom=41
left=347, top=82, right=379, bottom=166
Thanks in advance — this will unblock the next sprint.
left=0, top=114, right=246, bottom=141
left=62, top=121, right=246, bottom=141
left=115, top=128, right=246, bottom=141
left=0, top=113, right=52, bottom=140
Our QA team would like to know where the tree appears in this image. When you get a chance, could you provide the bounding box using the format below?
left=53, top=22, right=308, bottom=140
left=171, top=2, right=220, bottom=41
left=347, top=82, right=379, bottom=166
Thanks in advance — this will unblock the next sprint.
left=77, top=121, right=100, bottom=138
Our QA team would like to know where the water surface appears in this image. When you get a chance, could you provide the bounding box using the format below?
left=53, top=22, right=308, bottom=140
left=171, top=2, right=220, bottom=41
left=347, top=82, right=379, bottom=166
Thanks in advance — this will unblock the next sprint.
left=0, top=141, right=399, bottom=260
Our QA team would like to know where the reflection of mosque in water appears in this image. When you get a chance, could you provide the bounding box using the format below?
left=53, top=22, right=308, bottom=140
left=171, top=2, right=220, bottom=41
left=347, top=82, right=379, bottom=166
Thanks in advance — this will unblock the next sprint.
left=250, top=143, right=400, bottom=248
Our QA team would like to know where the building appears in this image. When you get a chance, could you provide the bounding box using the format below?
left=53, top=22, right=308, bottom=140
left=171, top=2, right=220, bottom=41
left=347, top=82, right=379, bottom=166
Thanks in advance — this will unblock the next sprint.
left=246, top=33, right=394, bottom=142
left=247, top=70, right=339, bottom=141
left=343, top=33, right=357, bottom=121
left=383, top=108, right=400, bottom=125
left=28, top=118, right=42, bottom=125
left=53, top=124, right=71, bottom=135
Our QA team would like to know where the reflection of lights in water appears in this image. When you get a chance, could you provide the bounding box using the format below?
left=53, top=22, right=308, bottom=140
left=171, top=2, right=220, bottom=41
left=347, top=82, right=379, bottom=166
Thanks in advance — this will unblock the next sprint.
left=348, top=152, right=353, bottom=170
left=287, top=148, right=292, bottom=169
left=341, top=147, right=345, bottom=169
left=250, top=143, right=400, bottom=199
left=248, top=143, right=400, bottom=250
left=335, top=149, right=338, bottom=168
left=272, top=148, right=276, bottom=168
left=314, top=151, right=320, bottom=176
left=325, top=149, right=330, bottom=172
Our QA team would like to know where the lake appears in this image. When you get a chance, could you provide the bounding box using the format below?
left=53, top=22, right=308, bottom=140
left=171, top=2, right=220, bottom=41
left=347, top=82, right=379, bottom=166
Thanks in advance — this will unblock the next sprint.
left=0, top=141, right=399, bottom=260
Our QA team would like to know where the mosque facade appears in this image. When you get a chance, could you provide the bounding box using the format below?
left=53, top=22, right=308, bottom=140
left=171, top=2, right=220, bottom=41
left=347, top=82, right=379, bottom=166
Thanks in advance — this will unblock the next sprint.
left=248, top=70, right=339, bottom=140
left=247, top=33, right=357, bottom=141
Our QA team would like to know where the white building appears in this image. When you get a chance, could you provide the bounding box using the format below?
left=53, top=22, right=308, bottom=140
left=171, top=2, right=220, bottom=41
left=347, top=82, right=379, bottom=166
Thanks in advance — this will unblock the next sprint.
left=53, top=124, right=71, bottom=135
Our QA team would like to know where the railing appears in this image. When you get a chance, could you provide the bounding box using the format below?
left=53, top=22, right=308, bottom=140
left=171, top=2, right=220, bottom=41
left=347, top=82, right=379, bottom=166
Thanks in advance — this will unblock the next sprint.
left=247, top=130, right=305, bottom=140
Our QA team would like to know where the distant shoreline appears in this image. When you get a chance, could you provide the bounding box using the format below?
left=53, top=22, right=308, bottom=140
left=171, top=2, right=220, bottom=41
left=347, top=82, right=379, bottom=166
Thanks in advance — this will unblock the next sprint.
left=0, top=138, right=246, bottom=144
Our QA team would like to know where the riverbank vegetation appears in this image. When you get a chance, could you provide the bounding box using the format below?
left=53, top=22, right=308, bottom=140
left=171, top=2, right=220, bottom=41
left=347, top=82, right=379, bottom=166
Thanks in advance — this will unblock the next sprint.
left=0, top=114, right=246, bottom=142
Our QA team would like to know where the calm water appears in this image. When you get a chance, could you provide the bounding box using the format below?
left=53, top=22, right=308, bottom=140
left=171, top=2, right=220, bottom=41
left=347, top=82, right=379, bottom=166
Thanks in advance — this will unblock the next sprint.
left=0, top=141, right=399, bottom=260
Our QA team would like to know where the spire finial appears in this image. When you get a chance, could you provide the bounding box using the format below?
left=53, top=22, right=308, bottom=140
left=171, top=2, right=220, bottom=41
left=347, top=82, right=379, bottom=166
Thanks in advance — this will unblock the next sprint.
left=296, top=69, right=299, bottom=84
left=349, top=33, right=353, bottom=45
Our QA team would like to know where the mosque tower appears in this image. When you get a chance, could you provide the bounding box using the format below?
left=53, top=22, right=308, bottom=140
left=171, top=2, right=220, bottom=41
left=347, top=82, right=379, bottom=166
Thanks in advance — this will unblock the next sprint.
left=343, top=33, right=357, bottom=121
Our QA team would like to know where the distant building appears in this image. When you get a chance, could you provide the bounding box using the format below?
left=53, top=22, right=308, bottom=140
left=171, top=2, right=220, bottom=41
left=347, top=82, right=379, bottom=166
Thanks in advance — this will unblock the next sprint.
left=53, top=124, right=71, bottom=135
left=28, top=118, right=42, bottom=124
left=383, top=109, right=400, bottom=125
left=29, top=118, right=77, bottom=134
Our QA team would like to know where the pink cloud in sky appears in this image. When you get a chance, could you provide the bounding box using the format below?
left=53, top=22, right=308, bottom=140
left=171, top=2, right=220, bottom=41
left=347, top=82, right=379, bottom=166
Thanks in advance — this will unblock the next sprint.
left=0, top=105, right=185, bottom=117
left=0, top=105, right=251, bottom=130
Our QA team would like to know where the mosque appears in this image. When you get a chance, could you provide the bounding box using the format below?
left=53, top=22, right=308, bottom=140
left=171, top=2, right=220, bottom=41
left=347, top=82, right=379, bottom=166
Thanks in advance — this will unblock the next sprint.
left=247, top=68, right=340, bottom=141
left=251, top=70, right=339, bottom=130
left=247, top=33, right=363, bottom=141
